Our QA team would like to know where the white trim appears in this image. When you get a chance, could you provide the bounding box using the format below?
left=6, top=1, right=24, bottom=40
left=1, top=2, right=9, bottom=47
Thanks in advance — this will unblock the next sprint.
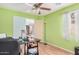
left=42, top=42, right=74, bottom=54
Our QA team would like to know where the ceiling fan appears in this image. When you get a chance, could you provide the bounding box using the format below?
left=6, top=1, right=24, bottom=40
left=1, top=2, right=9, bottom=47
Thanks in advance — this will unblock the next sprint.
left=32, top=3, right=51, bottom=15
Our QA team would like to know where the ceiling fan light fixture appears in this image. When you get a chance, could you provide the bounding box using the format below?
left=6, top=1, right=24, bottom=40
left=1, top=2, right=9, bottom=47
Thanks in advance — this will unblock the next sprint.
left=38, top=11, right=41, bottom=15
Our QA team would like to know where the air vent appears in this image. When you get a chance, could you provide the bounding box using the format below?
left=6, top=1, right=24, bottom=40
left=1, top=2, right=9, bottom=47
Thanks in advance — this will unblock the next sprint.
left=55, top=3, right=61, bottom=5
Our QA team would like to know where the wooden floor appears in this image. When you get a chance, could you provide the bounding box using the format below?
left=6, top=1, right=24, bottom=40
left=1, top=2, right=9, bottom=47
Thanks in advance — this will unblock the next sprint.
left=20, top=43, right=73, bottom=55
left=38, top=43, right=73, bottom=55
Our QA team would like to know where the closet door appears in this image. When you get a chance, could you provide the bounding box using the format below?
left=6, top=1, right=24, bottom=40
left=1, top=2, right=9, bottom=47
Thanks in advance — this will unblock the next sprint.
left=34, top=20, right=44, bottom=42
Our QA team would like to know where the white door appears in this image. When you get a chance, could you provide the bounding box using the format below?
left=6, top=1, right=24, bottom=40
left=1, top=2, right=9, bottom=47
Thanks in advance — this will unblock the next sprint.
left=13, top=16, right=26, bottom=39
left=34, top=20, right=44, bottom=42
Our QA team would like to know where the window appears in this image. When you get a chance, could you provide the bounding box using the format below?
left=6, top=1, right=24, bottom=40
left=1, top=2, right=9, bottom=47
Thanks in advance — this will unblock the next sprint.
left=63, top=10, right=79, bottom=40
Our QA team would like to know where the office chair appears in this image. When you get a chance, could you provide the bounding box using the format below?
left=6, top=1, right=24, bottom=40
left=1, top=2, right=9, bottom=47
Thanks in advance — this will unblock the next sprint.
left=0, top=37, right=20, bottom=55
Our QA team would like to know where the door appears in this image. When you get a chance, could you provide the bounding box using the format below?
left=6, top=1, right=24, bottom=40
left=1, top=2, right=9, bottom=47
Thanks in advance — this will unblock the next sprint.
left=33, top=20, right=44, bottom=42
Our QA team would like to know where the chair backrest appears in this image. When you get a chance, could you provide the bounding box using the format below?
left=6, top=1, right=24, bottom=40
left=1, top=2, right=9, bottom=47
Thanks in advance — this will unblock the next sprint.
left=0, top=37, right=20, bottom=55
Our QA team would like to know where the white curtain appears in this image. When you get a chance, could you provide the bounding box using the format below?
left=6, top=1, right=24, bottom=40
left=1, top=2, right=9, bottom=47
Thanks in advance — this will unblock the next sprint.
left=63, top=12, right=69, bottom=40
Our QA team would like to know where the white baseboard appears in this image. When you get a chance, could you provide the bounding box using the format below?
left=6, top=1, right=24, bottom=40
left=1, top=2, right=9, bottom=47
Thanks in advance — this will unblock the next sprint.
left=40, top=42, right=74, bottom=54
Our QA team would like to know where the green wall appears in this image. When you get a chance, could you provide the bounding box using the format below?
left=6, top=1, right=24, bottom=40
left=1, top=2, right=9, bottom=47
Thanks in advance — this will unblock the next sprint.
left=0, top=8, right=43, bottom=37
left=44, top=4, right=79, bottom=51
left=0, top=4, right=79, bottom=52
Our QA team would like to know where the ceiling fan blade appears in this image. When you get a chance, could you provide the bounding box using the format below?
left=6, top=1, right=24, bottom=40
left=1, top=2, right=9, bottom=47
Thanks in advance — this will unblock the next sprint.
left=34, top=3, right=43, bottom=8
left=38, top=3, right=43, bottom=7
left=40, top=7, right=51, bottom=10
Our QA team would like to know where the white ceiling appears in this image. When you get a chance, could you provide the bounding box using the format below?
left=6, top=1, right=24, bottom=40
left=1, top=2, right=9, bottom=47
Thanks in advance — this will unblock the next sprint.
left=0, top=3, right=73, bottom=16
